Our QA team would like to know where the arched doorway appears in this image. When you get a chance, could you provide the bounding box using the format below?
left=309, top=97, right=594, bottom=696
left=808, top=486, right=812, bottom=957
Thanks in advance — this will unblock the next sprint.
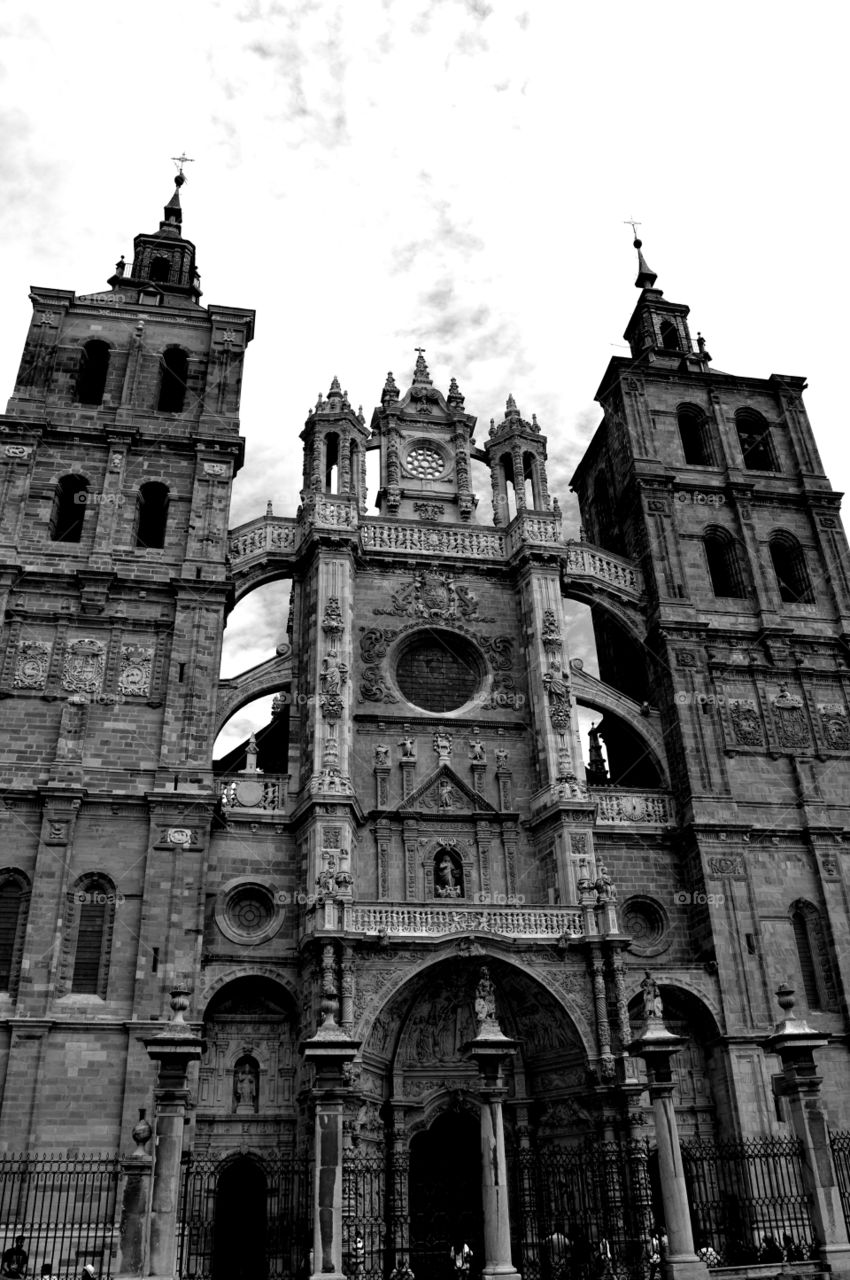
left=212, top=1157, right=268, bottom=1280
left=409, top=1109, right=483, bottom=1280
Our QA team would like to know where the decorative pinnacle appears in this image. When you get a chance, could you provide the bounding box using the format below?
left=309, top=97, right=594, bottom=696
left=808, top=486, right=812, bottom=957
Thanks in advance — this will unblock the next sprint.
left=171, top=153, right=194, bottom=181
left=382, top=371, right=399, bottom=403
left=447, top=376, right=465, bottom=409
left=631, top=229, right=657, bottom=290
left=328, top=376, right=343, bottom=401
left=505, top=394, right=521, bottom=419
left=412, top=347, right=432, bottom=386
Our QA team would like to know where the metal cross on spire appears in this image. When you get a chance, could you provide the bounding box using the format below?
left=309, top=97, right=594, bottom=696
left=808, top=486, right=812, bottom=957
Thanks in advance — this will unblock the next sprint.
left=171, top=153, right=195, bottom=177
left=414, top=346, right=426, bottom=357
left=624, top=217, right=641, bottom=239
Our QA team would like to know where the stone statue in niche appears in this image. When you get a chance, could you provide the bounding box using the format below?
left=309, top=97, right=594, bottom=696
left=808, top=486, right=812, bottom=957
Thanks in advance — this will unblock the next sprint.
left=233, top=1056, right=259, bottom=1113
left=474, top=966, right=497, bottom=1029
left=495, top=747, right=509, bottom=769
left=468, top=739, right=486, bottom=763
left=398, top=736, right=416, bottom=759
left=374, top=744, right=390, bottom=767
left=435, top=853, right=462, bottom=898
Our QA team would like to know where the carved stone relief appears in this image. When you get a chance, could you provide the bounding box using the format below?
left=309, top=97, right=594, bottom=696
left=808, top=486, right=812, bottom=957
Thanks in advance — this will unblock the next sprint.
left=772, top=684, right=810, bottom=749
left=728, top=698, right=763, bottom=746
left=13, top=640, right=51, bottom=690
left=375, top=571, right=493, bottom=622
left=62, top=637, right=106, bottom=694
left=118, top=644, right=153, bottom=697
left=819, top=703, right=850, bottom=750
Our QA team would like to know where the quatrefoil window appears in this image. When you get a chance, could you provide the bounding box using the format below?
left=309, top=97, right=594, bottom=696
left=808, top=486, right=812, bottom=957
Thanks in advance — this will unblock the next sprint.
left=405, top=444, right=446, bottom=479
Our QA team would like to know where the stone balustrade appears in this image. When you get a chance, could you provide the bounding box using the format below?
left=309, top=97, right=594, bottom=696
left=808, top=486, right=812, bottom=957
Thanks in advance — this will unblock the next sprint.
left=360, top=520, right=506, bottom=559
left=562, top=541, right=644, bottom=598
left=505, top=511, right=563, bottom=554
left=228, top=517, right=299, bottom=565
left=341, top=903, right=583, bottom=940
left=220, top=773, right=288, bottom=813
left=591, top=787, right=674, bottom=826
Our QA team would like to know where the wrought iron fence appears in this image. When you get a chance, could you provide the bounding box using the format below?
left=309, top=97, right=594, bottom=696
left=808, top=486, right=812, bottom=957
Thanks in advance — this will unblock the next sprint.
left=830, top=1129, right=850, bottom=1237
left=342, top=1149, right=408, bottom=1280
left=0, top=1153, right=120, bottom=1280
left=510, top=1141, right=656, bottom=1280
left=680, top=1137, right=816, bottom=1265
left=177, top=1150, right=311, bottom=1280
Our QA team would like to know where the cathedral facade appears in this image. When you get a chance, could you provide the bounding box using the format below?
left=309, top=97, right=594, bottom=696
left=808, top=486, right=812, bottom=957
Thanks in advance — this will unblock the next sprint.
left=1, top=178, right=850, bottom=1274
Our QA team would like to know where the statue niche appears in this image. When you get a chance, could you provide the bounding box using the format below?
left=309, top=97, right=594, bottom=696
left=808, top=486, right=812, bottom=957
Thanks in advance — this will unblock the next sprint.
left=434, top=849, right=464, bottom=899
left=233, top=1054, right=260, bottom=1114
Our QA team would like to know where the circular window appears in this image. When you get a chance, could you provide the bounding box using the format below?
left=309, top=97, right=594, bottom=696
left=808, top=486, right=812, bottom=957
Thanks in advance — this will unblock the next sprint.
left=621, top=896, right=670, bottom=957
left=405, top=443, right=446, bottom=479
left=216, top=880, right=282, bottom=947
left=396, top=630, right=482, bottom=713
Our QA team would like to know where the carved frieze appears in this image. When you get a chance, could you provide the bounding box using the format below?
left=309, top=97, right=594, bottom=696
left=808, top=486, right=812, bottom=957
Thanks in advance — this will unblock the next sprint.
left=376, top=571, right=493, bottom=622
left=728, top=698, right=763, bottom=746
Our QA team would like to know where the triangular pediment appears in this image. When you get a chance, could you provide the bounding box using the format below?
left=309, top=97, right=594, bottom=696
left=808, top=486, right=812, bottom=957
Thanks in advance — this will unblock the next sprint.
left=395, top=763, right=499, bottom=816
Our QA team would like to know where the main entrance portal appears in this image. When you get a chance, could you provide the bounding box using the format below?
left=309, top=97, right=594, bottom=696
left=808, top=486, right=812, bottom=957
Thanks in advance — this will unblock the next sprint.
left=409, top=1110, right=483, bottom=1280
left=212, top=1157, right=268, bottom=1280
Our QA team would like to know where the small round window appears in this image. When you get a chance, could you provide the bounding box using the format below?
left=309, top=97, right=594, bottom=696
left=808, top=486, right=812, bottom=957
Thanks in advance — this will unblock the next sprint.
left=396, top=630, right=482, bottom=712
left=405, top=443, right=446, bottom=479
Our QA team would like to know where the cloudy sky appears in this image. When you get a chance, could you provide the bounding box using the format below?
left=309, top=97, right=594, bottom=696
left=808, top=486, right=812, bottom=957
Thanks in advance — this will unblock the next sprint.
left=1, top=0, right=846, bottom=753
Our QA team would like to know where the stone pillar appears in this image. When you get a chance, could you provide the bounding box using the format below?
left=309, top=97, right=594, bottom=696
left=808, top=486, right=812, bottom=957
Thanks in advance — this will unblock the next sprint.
left=301, top=1006, right=360, bottom=1280
left=143, top=989, right=204, bottom=1280
left=463, top=967, right=521, bottom=1280
left=628, top=976, right=709, bottom=1280
left=115, top=1113, right=154, bottom=1279
left=768, top=984, right=850, bottom=1277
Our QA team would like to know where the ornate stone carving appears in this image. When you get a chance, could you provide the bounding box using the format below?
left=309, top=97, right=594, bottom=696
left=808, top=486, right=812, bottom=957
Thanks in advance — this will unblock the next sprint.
left=322, top=596, right=344, bottom=643
left=376, top=571, right=492, bottom=622
left=361, top=522, right=505, bottom=559
left=118, top=644, right=153, bottom=697
left=468, top=738, right=486, bottom=763
left=706, top=855, right=744, bottom=876
left=675, top=649, right=698, bottom=668
left=593, top=791, right=673, bottom=825
left=542, top=669, right=571, bottom=731
left=433, top=732, right=453, bottom=762
left=772, top=683, right=810, bottom=748
left=62, top=637, right=106, bottom=694
left=319, top=651, right=347, bottom=720
left=413, top=502, right=445, bottom=521
left=819, top=703, right=850, bottom=750
left=540, top=609, right=562, bottom=662
left=342, top=903, right=583, bottom=940
left=374, top=744, right=390, bottom=767
left=729, top=697, right=763, bottom=746
left=397, top=736, right=416, bottom=759
left=13, top=640, right=51, bottom=689
left=358, top=627, right=398, bottom=704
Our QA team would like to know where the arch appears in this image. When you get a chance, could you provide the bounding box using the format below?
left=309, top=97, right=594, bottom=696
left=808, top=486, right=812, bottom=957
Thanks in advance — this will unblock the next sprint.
left=789, top=899, right=836, bottom=1010
left=0, top=869, right=30, bottom=996
left=199, top=968, right=298, bottom=1018
left=356, top=946, right=596, bottom=1062
left=500, top=451, right=519, bottom=519
left=735, top=409, right=777, bottom=471
left=216, top=652, right=292, bottom=737
left=703, top=527, right=747, bottom=598
left=349, top=439, right=361, bottom=503
left=676, top=404, right=714, bottom=466
left=659, top=319, right=680, bottom=351
left=768, top=531, right=813, bottom=604
left=521, top=450, right=537, bottom=509
left=157, top=346, right=189, bottom=413
left=324, top=431, right=340, bottom=493
left=49, top=474, right=89, bottom=543
left=135, top=481, right=169, bottom=549
left=214, top=691, right=290, bottom=775
left=65, top=872, right=116, bottom=998
left=76, top=339, right=110, bottom=406
left=570, top=663, right=668, bottom=786
left=578, top=703, right=664, bottom=788
left=149, top=255, right=171, bottom=283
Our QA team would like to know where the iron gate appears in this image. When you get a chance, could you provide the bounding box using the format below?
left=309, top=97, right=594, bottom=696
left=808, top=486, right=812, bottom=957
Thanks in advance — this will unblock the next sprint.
left=0, top=1153, right=120, bottom=1280
left=177, top=1151, right=311, bottom=1280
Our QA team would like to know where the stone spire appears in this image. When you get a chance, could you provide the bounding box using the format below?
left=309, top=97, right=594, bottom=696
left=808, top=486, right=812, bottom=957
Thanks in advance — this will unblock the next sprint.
left=633, top=235, right=657, bottom=290
left=162, top=171, right=185, bottom=232
left=412, top=348, right=432, bottom=386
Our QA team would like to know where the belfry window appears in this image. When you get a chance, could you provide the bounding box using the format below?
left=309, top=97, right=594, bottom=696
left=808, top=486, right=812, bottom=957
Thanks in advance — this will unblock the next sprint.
left=76, top=340, right=110, bottom=406
left=68, top=875, right=115, bottom=998
left=0, top=873, right=29, bottom=995
left=659, top=319, right=680, bottom=351
left=49, top=475, right=89, bottom=543
left=769, top=532, right=813, bottom=603
left=324, top=433, right=340, bottom=493
left=135, top=482, right=169, bottom=549
left=791, top=900, right=836, bottom=1010
left=157, top=348, right=188, bottom=413
left=677, top=406, right=714, bottom=466
left=736, top=410, right=777, bottom=471
left=150, top=256, right=171, bottom=283
left=703, top=530, right=746, bottom=598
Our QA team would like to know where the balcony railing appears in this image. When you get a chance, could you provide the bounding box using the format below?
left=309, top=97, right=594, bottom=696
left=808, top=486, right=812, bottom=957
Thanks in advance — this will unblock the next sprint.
left=219, top=773, right=289, bottom=813
left=591, top=787, right=674, bottom=826
left=341, top=903, right=583, bottom=940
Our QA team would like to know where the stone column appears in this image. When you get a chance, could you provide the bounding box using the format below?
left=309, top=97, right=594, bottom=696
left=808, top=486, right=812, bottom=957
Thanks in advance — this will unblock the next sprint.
left=143, top=989, right=204, bottom=1280
left=301, top=992, right=360, bottom=1280
left=115, top=1113, right=154, bottom=1279
left=768, top=984, right=850, bottom=1277
left=628, top=976, right=709, bottom=1280
left=463, top=967, right=521, bottom=1280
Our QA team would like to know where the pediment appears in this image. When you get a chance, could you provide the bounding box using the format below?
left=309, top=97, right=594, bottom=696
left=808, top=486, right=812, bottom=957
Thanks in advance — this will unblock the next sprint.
left=395, top=764, right=498, bottom=816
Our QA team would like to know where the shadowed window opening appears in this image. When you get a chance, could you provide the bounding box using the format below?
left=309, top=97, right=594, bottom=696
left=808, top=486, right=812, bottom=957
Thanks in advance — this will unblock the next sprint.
left=660, top=319, right=680, bottom=351
left=703, top=531, right=746, bottom=598
left=76, top=340, right=110, bottom=405
left=325, top=432, right=340, bottom=493
left=736, top=410, right=777, bottom=471
left=50, top=475, right=89, bottom=543
left=157, top=348, right=188, bottom=412
left=150, top=256, right=171, bottom=283
left=769, top=533, right=813, bottom=603
left=136, top=481, right=169, bottom=549
left=677, top=407, right=714, bottom=465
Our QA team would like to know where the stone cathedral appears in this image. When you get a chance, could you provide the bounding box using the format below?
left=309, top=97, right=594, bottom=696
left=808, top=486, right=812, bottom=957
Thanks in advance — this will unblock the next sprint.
left=1, top=175, right=850, bottom=1277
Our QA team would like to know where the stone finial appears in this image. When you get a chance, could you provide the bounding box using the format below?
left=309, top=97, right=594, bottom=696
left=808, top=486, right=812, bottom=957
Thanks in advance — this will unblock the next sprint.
left=777, top=983, right=796, bottom=1014
left=447, top=376, right=465, bottom=409
left=633, top=236, right=658, bottom=290
left=382, top=371, right=399, bottom=403
left=412, top=347, right=432, bottom=386
left=170, top=987, right=191, bottom=1023
left=131, top=1108, right=152, bottom=1157
left=505, top=393, right=520, bottom=419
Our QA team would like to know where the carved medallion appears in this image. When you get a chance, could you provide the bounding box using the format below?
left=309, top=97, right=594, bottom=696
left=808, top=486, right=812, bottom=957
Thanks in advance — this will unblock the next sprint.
left=729, top=698, right=763, bottom=746
left=819, top=703, right=850, bottom=750
left=119, top=644, right=153, bottom=697
left=13, top=640, right=51, bottom=690
left=376, top=571, right=492, bottom=622
left=62, top=637, right=106, bottom=694
left=772, top=684, right=810, bottom=748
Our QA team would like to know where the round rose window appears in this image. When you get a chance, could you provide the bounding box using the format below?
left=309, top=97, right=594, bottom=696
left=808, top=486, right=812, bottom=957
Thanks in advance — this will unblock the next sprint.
left=405, top=444, right=445, bottom=479
left=225, top=885, right=274, bottom=935
left=396, top=631, right=482, bottom=712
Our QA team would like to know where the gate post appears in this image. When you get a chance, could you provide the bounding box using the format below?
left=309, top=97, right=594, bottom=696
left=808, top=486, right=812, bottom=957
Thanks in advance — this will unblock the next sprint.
left=628, top=975, right=709, bottom=1280
left=463, top=967, right=521, bottom=1280
left=143, top=989, right=205, bottom=1280
left=302, top=1026, right=360, bottom=1280
left=115, top=1113, right=154, bottom=1278
left=768, top=984, right=850, bottom=1278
